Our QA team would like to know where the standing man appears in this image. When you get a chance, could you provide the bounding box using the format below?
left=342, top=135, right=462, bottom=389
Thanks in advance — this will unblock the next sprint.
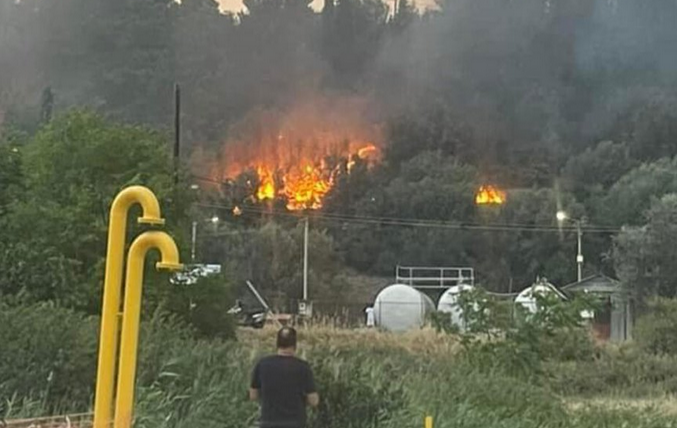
left=250, top=327, right=319, bottom=428
left=365, top=305, right=375, bottom=328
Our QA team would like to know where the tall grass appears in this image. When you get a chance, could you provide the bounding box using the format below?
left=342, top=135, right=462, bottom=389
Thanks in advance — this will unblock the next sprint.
left=2, top=304, right=677, bottom=427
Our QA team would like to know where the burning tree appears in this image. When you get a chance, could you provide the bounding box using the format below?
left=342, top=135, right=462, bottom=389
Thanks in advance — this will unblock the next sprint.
left=213, top=95, right=382, bottom=211
left=475, top=185, right=507, bottom=205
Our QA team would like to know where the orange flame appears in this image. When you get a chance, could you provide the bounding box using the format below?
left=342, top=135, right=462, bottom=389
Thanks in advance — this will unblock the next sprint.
left=283, top=164, right=333, bottom=210
left=347, top=144, right=377, bottom=173
left=475, top=185, right=506, bottom=205
left=256, top=166, right=276, bottom=201
left=216, top=96, right=382, bottom=211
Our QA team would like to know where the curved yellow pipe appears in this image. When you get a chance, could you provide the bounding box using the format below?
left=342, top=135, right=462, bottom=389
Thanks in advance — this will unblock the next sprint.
left=114, top=231, right=182, bottom=428
left=94, top=186, right=165, bottom=428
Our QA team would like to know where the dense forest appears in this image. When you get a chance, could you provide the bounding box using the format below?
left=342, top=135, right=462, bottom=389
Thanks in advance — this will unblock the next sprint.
left=3, top=0, right=677, bottom=315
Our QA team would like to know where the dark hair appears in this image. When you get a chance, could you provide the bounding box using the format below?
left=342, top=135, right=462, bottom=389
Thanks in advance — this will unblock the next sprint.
left=276, top=326, right=297, bottom=349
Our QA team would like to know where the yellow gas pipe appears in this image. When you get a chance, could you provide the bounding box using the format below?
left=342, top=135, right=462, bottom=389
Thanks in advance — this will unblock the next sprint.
left=93, top=186, right=169, bottom=428
left=114, top=231, right=182, bottom=428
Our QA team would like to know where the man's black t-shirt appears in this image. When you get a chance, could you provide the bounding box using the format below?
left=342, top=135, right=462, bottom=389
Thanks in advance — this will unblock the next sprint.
left=251, top=355, right=316, bottom=428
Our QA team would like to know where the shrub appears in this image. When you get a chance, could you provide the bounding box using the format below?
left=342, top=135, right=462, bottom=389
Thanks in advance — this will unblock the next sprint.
left=162, top=273, right=236, bottom=340
left=634, top=298, right=677, bottom=355
left=308, top=348, right=409, bottom=428
left=547, top=343, right=677, bottom=397
left=0, top=303, right=97, bottom=414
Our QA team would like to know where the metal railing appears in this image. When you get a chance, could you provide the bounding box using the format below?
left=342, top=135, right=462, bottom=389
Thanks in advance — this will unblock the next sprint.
left=396, top=265, right=474, bottom=288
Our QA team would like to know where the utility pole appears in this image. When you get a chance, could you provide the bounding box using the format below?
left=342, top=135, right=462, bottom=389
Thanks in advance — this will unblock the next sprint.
left=576, top=221, right=583, bottom=282
left=303, top=217, right=309, bottom=301
left=173, top=83, right=181, bottom=185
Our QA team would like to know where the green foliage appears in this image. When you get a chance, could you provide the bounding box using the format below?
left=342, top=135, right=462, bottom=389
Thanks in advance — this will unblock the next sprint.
left=547, top=344, right=677, bottom=397
left=614, top=194, right=677, bottom=300
left=601, top=157, right=677, bottom=227
left=214, top=221, right=349, bottom=306
left=0, top=241, right=85, bottom=306
left=0, top=303, right=97, bottom=415
left=164, top=273, right=236, bottom=340
left=562, top=141, right=638, bottom=203
left=427, top=310, right=459, bottom=334
left=450, top=289, right=596, bottom=378
left=634, top=298, right=677, bottom=355
left=0, top=110, right=192, bottom=311
left=309, top=348, right=408, bottom=428
left=2, top=303, right=674, bottom=427
left=0, top=129, right=25, bottom=223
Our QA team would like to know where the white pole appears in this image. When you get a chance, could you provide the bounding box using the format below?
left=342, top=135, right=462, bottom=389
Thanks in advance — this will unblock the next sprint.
left=303, top=217, right=309, bottom=301
left=191, top=221, right=197, bottom=262
left=576, top=221, right=583, bottom=282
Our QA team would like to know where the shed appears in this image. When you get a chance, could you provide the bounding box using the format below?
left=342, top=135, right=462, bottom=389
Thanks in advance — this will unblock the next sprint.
left=562, top=274, right=632, bottom=342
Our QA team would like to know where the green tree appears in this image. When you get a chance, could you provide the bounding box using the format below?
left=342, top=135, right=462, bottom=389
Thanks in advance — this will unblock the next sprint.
left=1, top=110, right=191, bottom=310
left=599, top=157, right=677, bottom=227
left=489, top=188, right=586, bottom=288
left=164, top=273, right=236, bottom=339
left=334, top=151, right=478, bottom=274
left=634, top=298, right=677, bottom=355
left=213, top=221, right=348, bottom=308
left=561, top=141, right=638, bottom=203
left=613, top=193, right=677, bottom=301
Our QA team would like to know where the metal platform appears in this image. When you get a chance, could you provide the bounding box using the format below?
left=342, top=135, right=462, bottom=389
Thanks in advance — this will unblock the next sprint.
left=395, top=265, right=474, bottom=289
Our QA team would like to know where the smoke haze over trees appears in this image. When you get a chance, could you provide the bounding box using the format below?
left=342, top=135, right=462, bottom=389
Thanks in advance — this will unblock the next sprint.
left=4, top=0, right=677, bottom=304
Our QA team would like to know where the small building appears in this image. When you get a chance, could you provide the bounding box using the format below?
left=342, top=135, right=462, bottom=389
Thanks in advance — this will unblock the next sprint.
left=562, top=274, right=632, bottom=342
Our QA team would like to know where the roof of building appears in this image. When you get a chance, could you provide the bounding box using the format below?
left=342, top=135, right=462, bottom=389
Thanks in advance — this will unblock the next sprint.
left=561, top=274, right=621, bottom=295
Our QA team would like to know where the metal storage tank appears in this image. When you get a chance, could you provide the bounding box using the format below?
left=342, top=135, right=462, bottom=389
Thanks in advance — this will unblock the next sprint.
left=373, top=284, right=434, bottom=331
left=437, top=284, right=474, bottom=330
left=515, top=279, right=565, bottom=314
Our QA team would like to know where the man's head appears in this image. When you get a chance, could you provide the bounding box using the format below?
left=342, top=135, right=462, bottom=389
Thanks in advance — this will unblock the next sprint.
left=276, top=326, right=297, bottom=352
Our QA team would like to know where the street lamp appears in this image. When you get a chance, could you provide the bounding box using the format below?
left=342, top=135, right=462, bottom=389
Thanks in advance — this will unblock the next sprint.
left=190, top=216, right=220, bottom=263
left=557, top=211, right=584, bottom=282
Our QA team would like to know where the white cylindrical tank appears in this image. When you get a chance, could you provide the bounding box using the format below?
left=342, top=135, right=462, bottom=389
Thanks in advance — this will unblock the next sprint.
left=437, top=284, right=474, bottom=330
left=373, top=284, right=434, bottom=331
left=515, top=282, right=563, bottom=313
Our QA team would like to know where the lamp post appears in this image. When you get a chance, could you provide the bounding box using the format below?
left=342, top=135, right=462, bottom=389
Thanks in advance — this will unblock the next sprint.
left=303, top=217, right=309, bottom=302
left=189, top=215, right=219, bottom=263
left=191, top=221, right=198, bottom=262
left=557, top=211, right=583, bottom=282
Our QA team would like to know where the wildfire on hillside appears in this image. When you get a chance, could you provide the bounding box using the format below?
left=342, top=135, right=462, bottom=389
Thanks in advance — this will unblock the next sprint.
left=475, top=185, right=506, bottom=205
left=216, top=96, right=382, bottom=211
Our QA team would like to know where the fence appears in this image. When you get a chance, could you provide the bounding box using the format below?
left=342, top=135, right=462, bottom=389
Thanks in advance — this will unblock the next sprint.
left=2, top=414, right=91, bottom=428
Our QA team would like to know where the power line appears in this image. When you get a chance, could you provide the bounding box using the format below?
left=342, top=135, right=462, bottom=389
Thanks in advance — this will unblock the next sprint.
left=194, top=202, right=621, bottom=234
left=190, top=174, right=621, bottom=233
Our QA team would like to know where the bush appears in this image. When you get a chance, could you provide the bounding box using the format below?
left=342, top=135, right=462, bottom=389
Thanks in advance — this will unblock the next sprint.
left=452, top=289, right=597, bottom=378
left=634, top=298, right=677, bottom=355
left=0, top=303, right=97, bottom=415
left=162, top=273, right=236, bottom=340
left=547, top=343, right=677, bottom=397
left=308, top=348, right=408, bottom=428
